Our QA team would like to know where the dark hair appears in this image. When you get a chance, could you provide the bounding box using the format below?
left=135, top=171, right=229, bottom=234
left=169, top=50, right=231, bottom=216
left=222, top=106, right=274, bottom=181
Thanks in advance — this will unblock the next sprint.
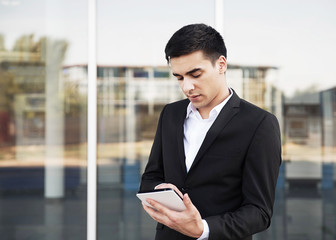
left=164, top=23, right=227, bottom=65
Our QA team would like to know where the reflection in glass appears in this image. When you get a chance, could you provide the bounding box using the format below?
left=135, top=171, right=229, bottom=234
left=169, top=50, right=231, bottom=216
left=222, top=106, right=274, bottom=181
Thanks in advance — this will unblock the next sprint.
left=0, top=1, right=335, bottom=239
left=0, top=2, right=87, bottom=239
left=90, top=61, right=336, bottom=239
left=93, top=61, right=336, bottom=240
left=93, top=63, right=284, bottom=239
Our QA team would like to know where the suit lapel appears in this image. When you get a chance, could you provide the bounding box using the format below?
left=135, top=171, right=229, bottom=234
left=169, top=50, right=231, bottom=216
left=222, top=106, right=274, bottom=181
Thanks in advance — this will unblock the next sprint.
left=176, top=100, right=189, bottom=176
left=188, top=92, right=241, bottom=172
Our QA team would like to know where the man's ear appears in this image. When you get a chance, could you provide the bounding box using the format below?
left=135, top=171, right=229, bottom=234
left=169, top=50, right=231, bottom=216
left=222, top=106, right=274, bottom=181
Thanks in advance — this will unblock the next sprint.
left=217, top=55, right=227, bottom=74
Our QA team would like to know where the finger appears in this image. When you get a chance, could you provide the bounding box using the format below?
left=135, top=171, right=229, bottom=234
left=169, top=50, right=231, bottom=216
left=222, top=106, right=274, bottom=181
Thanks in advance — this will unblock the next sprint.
left=142, top=202, right=161, bottom=220
left=156, top=184, right=183, bottom=198
left=142, top=203, right=152, bottom=214
left=156, top=183, right=175, bottom=191
left=147, top=198, right=172, bottom=216
left=173, top=187, right=183, bottom=199
left=142, top=201, right=151, bottom=210
left=143, top=201, right=171, bottom=224
left=183, top=193, right=194, bottom=210
left=142, top=201, right=154, bottom=214
left=155, top=183, right=169, bottom=190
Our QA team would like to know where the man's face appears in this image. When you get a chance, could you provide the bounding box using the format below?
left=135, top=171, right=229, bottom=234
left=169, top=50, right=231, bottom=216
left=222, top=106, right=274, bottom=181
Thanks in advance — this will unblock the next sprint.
left=170, top=50, right=228, bottom=118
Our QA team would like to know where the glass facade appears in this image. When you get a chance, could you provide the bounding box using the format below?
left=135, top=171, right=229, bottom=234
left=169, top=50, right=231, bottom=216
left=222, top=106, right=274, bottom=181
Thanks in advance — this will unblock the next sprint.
left=0, top=1, right=88, bottom=239
left=1, top=1, right=336, bottom=240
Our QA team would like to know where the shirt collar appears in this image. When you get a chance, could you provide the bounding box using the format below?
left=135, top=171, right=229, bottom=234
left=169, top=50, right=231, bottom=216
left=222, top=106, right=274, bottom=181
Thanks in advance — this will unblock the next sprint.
left=185, top=88, right=233, bottom=120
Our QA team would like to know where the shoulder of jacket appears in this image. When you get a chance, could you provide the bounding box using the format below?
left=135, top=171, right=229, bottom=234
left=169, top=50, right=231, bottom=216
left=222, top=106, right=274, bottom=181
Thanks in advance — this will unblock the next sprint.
left=239, top=98, right=276, bottom=120
left=165, top=98, right=189, bottom=110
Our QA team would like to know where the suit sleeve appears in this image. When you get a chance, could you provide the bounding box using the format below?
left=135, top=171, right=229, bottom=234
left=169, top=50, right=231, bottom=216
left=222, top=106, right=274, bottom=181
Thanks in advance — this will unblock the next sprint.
left=139, top=106, right=167, bottom=192
left=206, top=113, right=282, bottom=240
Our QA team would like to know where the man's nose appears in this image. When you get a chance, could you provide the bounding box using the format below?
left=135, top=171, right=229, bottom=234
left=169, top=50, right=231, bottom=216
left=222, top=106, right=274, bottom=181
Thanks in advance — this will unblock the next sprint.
left=182, top=78, right=194, bottom=92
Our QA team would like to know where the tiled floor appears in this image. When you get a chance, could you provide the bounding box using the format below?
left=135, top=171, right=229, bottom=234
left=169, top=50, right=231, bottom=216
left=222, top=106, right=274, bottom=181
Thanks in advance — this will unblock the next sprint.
left=0, top=185, right=335, bottom=240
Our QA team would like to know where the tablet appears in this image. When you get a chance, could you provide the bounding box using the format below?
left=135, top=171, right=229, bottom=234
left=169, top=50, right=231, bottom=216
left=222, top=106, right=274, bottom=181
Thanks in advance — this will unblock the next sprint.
left=136, top=188, right=186, bottom=212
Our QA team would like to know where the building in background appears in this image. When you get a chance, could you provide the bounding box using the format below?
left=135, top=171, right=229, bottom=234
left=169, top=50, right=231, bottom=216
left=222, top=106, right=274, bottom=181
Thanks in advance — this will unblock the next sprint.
left=284, top=92, right=321, bottom=147
left=63, top=63, right=282, bottom=189
left=0, top=34, right=45, bottom=146
left=283, top=87, right=336, bottom=189
left=63, top=64, right=282, bottom=143
left=5, top=34, right=336, bottom=192
left=283, top=91, right=322, bottom=187
left=1, top=34, right=335, bottom=240
left=227, top=64, right=283, bottom=130
left=0, top=34, right=68, bottom=146
left=0, top=34, right=79, bottom=198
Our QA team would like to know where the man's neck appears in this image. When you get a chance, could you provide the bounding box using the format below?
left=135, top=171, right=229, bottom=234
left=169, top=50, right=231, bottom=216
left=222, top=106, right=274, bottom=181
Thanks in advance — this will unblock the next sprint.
left=198, top=88, right=231, bottom=119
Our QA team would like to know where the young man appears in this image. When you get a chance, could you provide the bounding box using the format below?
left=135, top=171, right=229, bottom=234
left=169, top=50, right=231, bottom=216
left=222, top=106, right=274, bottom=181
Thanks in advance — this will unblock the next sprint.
left=139, top=23, right=282, bottom=240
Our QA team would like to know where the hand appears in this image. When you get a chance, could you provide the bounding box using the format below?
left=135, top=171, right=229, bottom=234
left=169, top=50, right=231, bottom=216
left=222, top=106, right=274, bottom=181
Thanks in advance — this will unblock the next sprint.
left=155, top=183, right=183, bottom=198
left=142, top=193, right=203, bottom=238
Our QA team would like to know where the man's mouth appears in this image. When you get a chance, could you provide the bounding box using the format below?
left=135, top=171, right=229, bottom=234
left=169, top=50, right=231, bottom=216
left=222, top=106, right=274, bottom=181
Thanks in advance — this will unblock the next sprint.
left=189, top=94, right=201, bottom=100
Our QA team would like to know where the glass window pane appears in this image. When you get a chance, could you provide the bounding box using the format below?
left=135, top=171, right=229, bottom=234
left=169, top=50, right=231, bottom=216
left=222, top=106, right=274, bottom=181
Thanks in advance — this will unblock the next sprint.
left=96, top=1, right=213, bottom=239
left=96, top=1, right=336, bottom=240
left=0, top=1, right=88, bottom=239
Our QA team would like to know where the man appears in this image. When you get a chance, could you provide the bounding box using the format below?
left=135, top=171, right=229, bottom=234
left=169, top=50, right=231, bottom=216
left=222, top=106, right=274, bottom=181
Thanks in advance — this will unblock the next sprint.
left=139, top=23, right=281, bottom=240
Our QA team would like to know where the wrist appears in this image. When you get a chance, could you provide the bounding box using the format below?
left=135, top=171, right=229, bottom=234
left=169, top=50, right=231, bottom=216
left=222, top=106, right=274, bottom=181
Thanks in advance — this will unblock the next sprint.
left=197, top=220, right=209, bottom=240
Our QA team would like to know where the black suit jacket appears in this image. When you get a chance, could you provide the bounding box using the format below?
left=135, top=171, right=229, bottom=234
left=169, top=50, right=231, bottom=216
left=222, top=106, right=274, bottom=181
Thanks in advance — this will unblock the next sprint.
left=140, top=91, right=282, bottom=240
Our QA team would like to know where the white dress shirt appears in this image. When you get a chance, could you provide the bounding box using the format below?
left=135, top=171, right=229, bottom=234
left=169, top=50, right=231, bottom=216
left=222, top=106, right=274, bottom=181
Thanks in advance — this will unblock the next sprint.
left=184, top=89, right=233, bottom=240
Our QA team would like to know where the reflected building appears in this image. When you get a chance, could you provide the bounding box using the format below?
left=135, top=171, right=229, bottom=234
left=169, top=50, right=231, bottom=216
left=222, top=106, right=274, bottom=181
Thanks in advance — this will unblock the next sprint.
left=0, top=34, right=45, bottom=146
left=259, top=86, right=336, bottom=239
left=63, top=64, right=185, bottom=189
left=2, top=34, right=336, bottom=240
left=284, top=92, right=321, bottom=147
left=0, top=34, right=68, bottom=146
left=63, top=64, right=282, bottom=142
left=0, top=34, right=78, bottom=199
left=227, top=64, right=283, bottom=129
left=283, top=88, right=336, bottom=189
left=283, top=92, right=322, bottom=186
left=63, top=63, right=282, bottom=190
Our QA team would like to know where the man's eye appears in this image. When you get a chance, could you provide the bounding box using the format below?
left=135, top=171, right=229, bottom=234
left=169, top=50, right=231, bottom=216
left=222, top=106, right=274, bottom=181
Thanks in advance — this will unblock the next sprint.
left=177, top=77, right=183, bottom=81
left=192, top=74, right=201, bottom=78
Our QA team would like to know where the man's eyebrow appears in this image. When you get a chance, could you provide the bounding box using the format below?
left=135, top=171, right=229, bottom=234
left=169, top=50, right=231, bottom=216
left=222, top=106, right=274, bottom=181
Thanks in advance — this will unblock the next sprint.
left=172, top=68, right=202, bottom=77
left=186, top=68, right=202, bottom=75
